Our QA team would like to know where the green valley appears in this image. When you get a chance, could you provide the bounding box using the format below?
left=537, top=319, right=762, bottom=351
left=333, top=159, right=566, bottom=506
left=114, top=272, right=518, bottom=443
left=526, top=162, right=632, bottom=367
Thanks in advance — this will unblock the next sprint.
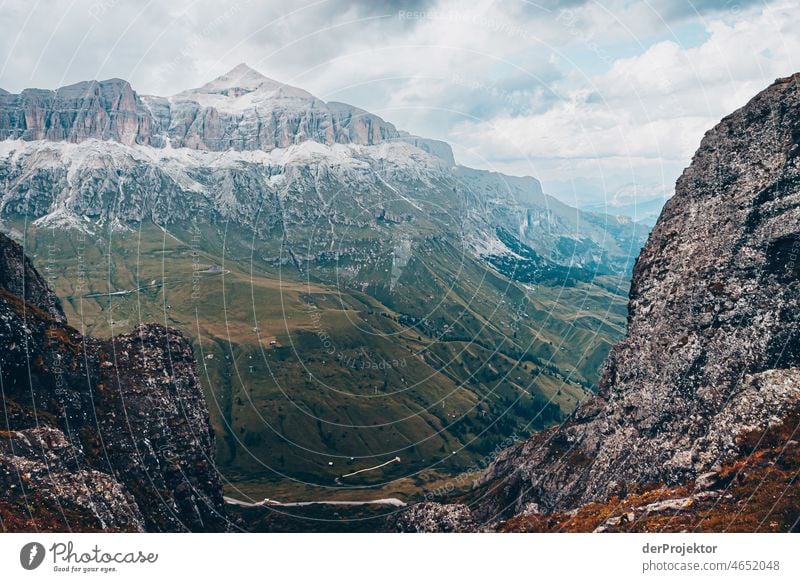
left=13, top=216, right=630, bottom=503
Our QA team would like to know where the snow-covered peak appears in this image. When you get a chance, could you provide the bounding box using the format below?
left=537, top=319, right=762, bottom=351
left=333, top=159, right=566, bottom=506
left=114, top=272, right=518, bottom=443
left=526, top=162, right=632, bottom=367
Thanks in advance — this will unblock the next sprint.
left=203, top=63, right=270, bottom=90
left=176, top=63, right=316, bottom=108
left=0, top=67, right=438, bottom=157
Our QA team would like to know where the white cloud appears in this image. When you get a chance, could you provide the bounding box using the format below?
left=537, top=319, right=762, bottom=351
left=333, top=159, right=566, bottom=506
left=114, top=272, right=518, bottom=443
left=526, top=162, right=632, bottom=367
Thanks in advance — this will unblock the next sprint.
left=450, top=1, right=800, bottom=199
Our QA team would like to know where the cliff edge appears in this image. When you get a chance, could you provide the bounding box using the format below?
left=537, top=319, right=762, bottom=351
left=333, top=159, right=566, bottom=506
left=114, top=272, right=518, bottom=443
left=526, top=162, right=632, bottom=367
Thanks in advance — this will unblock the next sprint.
left=0, top=232, right=228, bottom=531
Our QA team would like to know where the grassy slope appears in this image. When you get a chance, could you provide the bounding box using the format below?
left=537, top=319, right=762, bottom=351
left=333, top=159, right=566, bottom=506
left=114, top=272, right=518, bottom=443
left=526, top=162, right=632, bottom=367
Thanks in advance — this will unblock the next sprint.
left=13, top=218, right=629, bottom=502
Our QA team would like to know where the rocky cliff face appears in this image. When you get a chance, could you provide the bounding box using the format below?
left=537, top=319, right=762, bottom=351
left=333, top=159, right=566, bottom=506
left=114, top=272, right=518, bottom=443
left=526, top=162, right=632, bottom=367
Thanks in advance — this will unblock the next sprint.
left=0, top=64, right=404, bottom=153
left=395, top=75, right=800, bottom=531
left=0, top=232, right=228, bottom=532
left=0, top=78, right=155, bottom=146
left=0, top=134, right=644, bottom=282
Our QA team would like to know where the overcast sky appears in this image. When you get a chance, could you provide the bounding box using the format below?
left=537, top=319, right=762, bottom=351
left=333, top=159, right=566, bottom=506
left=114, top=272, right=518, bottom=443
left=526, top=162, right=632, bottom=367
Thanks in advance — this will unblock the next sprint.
left=1, top=0, right=797, bottom=208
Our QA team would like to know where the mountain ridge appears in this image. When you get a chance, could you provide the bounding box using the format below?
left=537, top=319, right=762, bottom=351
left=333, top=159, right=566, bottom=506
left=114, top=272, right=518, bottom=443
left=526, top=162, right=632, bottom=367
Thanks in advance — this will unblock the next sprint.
left=0, top=65, right=647, bottom=280
left=0, top=64, right=407, bottom=153
left=0, top=64, right=458, bottom=170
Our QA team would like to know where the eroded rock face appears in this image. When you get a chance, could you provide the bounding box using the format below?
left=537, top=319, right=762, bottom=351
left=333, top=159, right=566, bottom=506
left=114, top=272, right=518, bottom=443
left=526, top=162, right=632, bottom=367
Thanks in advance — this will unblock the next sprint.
left=0, top=79, right=155, bottom=146
left=0, top=233, right=227, bottom=531
left=0, top=64, right=403, bottom=153
left=0, top=427, right=144, bottom=531
left=399, top=75, right=800, bottom=529
left=0, top=232, right=66, bottom=322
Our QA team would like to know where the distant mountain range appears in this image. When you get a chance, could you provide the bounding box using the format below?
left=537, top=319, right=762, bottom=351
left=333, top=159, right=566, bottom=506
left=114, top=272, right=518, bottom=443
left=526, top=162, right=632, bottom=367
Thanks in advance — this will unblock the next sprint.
left=0, top=64, right=646, bottom=278
left=580, top=189, right=670, bottom=226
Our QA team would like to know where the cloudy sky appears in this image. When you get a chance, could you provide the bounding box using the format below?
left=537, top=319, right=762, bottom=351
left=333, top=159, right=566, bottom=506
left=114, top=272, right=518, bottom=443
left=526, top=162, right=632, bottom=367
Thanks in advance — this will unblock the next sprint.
left=1, top=0, right=797, bottom=210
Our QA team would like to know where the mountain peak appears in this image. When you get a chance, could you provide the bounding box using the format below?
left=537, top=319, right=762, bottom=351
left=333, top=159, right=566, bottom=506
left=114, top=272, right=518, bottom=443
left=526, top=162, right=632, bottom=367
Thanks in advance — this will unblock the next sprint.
left=190, top=63, right=314, bottom=102
left=174, top=63, right=317, bottom=106
left=228, top=62, right=261, bottom=76
left=202, top=63, right=272, bottom=91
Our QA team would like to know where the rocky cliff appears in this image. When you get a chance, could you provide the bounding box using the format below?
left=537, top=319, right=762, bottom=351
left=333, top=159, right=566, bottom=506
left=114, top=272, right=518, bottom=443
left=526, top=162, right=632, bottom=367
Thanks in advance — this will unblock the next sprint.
left=0, top=64, right=403, bottom=152
left=0, top=65, right=646, bottom=280
left=0, top=232, right=228, bottom=532
left=394, top=75, right=800, bottom=532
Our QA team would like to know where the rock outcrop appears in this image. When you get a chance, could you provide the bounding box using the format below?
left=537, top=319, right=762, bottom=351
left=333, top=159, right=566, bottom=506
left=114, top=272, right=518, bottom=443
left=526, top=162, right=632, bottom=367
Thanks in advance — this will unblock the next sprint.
left=396, top=75, right=800, bottom=530
left=391, top=502, right=476, bottom=533
left=0, top=233, right=66, bottom=322
left=0, top=232, right=228, bottom=531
